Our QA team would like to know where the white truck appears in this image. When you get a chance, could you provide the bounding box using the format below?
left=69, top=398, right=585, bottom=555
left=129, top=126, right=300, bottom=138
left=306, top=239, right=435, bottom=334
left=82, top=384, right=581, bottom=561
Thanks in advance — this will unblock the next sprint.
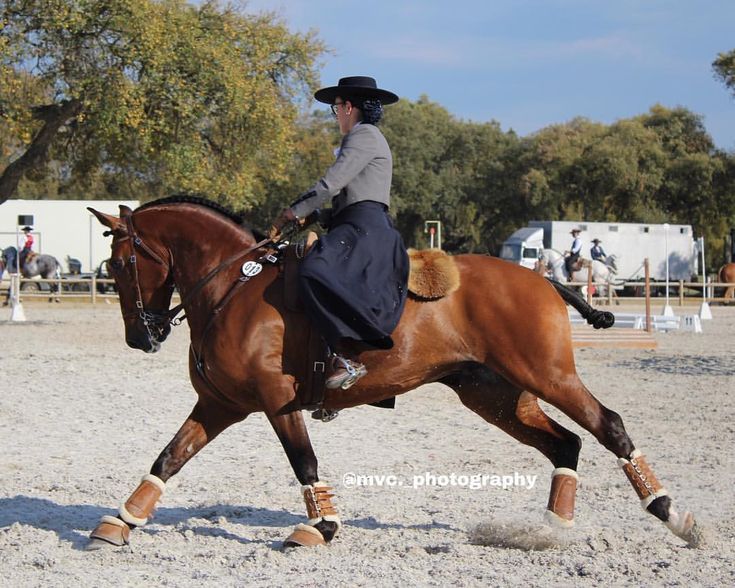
left=500, top=220, right=697, bottom=281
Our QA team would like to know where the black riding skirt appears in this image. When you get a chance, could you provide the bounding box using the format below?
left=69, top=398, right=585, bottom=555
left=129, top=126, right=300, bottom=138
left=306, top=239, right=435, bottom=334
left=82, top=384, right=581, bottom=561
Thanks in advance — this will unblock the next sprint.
left=298, top=201, right=409, bottom=350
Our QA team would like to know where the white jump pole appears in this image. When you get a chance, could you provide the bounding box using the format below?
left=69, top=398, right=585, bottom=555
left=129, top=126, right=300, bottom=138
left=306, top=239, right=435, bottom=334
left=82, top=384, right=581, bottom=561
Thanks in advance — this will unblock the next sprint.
left=699, top=236, right=712, bottom=319
left=662, top=223, right=674, bottom=316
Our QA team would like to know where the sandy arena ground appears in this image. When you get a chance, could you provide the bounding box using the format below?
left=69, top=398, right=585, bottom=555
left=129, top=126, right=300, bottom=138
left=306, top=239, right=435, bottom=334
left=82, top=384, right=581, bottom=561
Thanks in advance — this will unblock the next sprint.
left=1, top=301, right=734, bottom=587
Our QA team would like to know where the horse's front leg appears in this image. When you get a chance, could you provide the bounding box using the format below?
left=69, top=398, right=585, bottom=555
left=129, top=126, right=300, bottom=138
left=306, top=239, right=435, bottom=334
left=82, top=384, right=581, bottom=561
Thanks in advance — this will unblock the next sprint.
left=87, top=400, right=247, bottom=549
left=267, top=409, right=341, bottom=548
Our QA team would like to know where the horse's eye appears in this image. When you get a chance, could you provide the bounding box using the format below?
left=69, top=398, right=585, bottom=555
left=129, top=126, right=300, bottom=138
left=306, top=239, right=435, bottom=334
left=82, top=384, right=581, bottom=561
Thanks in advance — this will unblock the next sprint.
left=109, top=258, right=124, bottom=271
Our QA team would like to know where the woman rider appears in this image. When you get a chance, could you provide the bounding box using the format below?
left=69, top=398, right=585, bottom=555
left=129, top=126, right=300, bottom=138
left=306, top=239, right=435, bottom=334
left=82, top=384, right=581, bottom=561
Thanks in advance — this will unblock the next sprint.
left=269, top=76, right=409, bottom=391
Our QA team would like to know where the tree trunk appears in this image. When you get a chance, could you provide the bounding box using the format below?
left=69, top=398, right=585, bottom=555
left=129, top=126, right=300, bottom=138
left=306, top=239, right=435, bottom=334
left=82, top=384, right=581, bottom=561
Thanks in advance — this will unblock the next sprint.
left=0, top=98, right=82, bottom=205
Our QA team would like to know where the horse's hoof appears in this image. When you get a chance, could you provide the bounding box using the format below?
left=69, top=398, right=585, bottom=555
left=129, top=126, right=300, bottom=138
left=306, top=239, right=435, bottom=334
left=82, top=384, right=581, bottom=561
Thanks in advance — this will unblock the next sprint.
left=87, top=515, right=130, bottom=549
left=283, top=523, right=327, bottom=548
left=666, top=511, right=706, bottom=548
left=85, top=537, right=122, bottom=551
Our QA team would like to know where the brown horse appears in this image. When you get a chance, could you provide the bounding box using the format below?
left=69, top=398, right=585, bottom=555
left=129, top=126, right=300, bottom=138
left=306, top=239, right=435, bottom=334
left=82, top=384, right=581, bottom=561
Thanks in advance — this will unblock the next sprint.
left=86, top=196, right=700, bottom=550
left=719, top=262, right=735, bottom=302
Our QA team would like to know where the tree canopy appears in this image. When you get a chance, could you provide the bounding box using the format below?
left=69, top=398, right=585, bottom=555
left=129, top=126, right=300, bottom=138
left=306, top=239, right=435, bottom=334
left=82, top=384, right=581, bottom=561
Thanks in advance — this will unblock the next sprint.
left=0, top=0, right=325, bottom=206
left=713, top=49, right=735, bottom=98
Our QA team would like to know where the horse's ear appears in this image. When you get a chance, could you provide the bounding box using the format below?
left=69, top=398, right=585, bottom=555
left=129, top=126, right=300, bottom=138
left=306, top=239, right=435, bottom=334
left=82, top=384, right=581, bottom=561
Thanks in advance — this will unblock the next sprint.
left=119, top=205, right=133, bottom=218
left=88, top=207, right=125, bottom=233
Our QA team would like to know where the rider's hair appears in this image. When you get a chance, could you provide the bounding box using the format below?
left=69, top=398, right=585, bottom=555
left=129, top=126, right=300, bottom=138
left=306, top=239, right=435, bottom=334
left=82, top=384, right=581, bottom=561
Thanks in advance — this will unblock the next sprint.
left=343, top=95, right=384, bottom=125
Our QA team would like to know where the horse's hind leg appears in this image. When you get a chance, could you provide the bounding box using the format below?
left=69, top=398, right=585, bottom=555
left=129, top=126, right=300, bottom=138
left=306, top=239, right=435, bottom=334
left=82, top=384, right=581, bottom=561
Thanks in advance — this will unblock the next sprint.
left=87, top=400, right=247, bottom=549
left=443, top=367, right=583, bottom=527
left=530, top=370, right=701, bottom=546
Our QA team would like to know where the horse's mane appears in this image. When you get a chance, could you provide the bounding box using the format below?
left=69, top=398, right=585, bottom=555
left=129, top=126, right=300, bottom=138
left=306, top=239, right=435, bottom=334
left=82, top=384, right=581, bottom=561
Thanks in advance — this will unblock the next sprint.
left=136, top=194, right=265, bottom=238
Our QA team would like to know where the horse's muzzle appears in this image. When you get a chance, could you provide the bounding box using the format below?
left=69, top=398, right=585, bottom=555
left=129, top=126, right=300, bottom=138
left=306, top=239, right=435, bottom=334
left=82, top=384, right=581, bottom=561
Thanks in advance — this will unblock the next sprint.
left=125, top=320, right=170, bottom=353
left=126, top=332, right=161, bottom=353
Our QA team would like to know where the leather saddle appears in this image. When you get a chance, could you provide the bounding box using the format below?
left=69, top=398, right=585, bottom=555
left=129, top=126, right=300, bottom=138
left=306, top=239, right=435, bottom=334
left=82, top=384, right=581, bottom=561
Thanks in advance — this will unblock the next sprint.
left=276, top=241, right=465, bottom=413
left=278, top=232, right=395, bottom=413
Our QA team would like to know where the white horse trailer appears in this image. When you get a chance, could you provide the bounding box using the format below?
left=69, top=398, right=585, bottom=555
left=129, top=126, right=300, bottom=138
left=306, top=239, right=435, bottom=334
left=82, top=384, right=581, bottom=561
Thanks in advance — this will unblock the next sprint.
left=498, top=227, right=545, bottom=270
left=527, top=220, right=696, bottom=281
left=1, top=199, right=139, bottom=273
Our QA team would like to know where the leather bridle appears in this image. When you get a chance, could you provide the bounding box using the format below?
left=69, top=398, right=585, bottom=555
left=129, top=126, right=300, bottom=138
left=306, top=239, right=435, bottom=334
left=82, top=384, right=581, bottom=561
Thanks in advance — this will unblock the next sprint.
left=111, top=215, right=175, bottom=345
left=114, top=213, right=271, bottom=344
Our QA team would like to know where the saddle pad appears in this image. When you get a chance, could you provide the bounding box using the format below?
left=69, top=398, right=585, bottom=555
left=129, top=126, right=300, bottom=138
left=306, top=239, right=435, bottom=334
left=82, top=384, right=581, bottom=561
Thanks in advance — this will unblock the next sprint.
left=407, top=248, right=460, bottom=299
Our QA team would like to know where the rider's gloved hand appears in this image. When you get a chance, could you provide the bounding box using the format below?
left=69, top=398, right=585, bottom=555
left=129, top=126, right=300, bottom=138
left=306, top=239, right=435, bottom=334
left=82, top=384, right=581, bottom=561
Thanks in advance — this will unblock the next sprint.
left=267, top=208, right=298, bottom=242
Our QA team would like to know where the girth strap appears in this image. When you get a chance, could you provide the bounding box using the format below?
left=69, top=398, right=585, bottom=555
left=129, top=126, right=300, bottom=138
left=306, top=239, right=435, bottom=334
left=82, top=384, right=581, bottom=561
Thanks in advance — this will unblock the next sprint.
left=299, top=326, right=329, bottom=410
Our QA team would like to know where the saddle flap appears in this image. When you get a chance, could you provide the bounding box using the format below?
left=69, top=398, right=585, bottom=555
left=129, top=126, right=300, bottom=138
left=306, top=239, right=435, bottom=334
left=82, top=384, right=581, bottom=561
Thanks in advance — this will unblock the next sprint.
left=282, top=231, right=318, bottom=312
left=281, top=314, right=329, bottom=410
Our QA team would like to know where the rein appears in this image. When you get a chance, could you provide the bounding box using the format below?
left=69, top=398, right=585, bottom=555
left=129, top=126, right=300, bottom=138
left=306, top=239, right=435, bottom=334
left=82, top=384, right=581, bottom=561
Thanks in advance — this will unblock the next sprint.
left=121, top=214, right=272, bottom=338
left=165, top=237, right=272, bottom=324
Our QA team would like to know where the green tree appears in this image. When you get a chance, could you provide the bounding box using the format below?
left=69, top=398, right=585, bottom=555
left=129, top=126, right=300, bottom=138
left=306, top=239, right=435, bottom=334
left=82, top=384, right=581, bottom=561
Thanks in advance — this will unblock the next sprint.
left=252, top=110, right=338, bottom=230
left=381, top=95, right=514, bottom=252
left=575, top=120, right=666, bottom=221
left=0, top=0, right=325, bottom=206
left=713, top=49, right=735, bottom=98
left=515, top=118, right=607, bottom=221
left=381, top=96, right=459, bottom=246
left=637, top=104, right=714, bottom=156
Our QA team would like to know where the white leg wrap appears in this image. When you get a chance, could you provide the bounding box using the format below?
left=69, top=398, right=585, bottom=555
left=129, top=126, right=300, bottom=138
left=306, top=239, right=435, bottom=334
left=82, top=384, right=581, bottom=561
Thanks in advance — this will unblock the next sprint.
left=142, top=473, right=166, bottom=493
left=306, top=515, right=343, bottom=528
left=551, top=467, right=579, bottom=480
left=119, top=503, right=148, bottom=527
left=99, top=515, right=128, bottom=528
left=616, top=448, right=643, bottom=466
left=544, top=509, right=575, bottom=528
left=640, top=489, right=668, bottom=509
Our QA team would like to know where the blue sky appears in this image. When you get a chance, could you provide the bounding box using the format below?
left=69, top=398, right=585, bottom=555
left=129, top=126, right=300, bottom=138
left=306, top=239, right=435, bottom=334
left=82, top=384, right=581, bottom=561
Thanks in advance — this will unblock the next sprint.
left=240, top=0, right=735, bottom=150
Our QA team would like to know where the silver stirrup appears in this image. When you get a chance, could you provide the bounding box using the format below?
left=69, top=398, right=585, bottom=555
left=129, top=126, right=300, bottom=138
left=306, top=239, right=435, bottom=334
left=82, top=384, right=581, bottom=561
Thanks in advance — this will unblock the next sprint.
left=311, top=408, right=340, bottom=422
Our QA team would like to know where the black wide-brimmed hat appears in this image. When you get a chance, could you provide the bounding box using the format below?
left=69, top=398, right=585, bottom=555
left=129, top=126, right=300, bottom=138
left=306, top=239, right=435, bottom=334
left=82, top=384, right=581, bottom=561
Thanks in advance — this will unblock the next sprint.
left=592, top=238, right=602, bottom=243
left=21, top=226, right=33, bottom=232
left=314, top=76, right=399, bottom=105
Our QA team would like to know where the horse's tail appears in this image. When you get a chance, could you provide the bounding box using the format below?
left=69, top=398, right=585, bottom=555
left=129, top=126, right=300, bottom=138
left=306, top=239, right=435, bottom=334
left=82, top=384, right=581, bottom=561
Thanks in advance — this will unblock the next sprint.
left=546, top=277, right=615, bottom=329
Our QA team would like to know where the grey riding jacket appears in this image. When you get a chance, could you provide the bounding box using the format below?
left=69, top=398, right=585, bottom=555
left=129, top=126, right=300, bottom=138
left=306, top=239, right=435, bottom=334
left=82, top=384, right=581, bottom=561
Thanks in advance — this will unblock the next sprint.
left=291, top=123, right=392, bottom=219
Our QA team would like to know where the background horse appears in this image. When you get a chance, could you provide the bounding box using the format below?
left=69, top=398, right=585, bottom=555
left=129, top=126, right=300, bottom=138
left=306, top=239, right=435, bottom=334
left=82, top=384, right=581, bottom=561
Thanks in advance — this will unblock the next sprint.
left=1, top=246, right=62, bottom=303
left=719, top=262, right=735, bottom=302
left=539, top=248, right=618, bottom=297
left=85, top=196, right=699, bottom=551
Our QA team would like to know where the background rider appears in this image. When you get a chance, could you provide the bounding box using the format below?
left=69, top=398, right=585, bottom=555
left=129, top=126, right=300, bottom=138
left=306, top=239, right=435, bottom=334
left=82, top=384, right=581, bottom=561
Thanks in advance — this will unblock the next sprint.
left=564, top=228, right=582, bottom=279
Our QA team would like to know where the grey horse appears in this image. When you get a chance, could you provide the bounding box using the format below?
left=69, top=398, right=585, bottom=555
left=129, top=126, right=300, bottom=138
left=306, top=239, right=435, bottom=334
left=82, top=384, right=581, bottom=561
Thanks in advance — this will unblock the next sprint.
left=1, top=246, right=62, bottom=303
